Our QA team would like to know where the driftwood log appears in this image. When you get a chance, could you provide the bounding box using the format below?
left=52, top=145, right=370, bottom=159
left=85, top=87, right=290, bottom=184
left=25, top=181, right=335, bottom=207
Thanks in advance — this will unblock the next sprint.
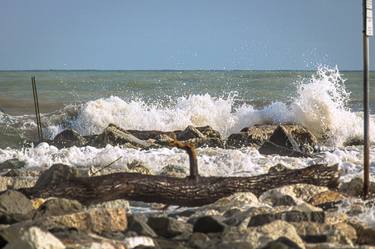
left=20, top=163, right=339, bottom=207
left=18, top=140, right=340, bottom=207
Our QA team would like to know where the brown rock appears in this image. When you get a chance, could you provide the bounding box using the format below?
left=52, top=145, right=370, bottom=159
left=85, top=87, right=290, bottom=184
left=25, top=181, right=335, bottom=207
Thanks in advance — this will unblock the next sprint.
left=309, top=191, right=345, bottom=210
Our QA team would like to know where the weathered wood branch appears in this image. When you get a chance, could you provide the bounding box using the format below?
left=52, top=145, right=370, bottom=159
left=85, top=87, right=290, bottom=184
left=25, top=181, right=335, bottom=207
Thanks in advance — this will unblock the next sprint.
left=19, top=163, right=339, bottom=207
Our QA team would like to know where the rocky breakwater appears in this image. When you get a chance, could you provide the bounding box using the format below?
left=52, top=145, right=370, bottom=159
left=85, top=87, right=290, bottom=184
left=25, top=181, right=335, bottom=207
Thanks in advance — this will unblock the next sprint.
left=1, top=170, right=375, bottom=248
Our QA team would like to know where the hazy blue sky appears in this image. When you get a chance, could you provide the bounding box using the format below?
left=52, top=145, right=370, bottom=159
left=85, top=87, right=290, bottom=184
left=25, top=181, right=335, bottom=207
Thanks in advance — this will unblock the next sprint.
left=0, top=0, right=373, bottom=70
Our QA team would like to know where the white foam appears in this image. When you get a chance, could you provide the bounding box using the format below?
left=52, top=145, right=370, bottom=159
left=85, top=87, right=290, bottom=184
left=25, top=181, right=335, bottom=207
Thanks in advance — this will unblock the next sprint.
left=46, top=66, right=372, bottom=147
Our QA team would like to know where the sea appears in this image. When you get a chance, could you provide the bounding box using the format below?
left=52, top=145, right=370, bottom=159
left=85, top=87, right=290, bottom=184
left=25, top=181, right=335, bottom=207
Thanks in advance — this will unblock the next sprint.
left=0, top=66, right=375, bottom=194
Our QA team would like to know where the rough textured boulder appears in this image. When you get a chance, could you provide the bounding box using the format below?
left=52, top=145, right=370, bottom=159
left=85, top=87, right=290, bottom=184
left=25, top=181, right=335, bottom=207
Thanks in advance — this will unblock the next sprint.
left=0, top=190, right=34, bottom=224
left=147, top=216, right=192, bottom=238
left=226, top=125, right=275, bottom=148
left=3, top=226, right=65, bottom=249
left=193, top=216, right=226, bottom=233
left=52, top=129, right=87, bottom=148
left=33, top=198, right=83, bottom=219
left=127, top=214, right=157, bottom=237
left=0, top=159, right=25, bottom=171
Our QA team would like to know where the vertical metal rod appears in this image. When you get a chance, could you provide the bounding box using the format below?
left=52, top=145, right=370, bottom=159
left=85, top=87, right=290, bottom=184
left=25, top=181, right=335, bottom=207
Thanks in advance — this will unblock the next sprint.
left=31, top=76, right=43, bottom=142
left=363, top=0, right=370, bottom=199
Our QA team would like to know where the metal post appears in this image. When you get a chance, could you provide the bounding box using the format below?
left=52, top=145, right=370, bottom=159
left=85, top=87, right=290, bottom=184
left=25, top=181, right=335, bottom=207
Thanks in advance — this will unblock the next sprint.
left=363, top=0, right=373, bottom=199
left=31, top=76, right=43, bottom=142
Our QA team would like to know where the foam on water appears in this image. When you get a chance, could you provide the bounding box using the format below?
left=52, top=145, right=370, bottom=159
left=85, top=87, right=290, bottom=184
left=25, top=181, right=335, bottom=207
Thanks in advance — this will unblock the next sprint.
left=37, top=66, right=371, bottom=147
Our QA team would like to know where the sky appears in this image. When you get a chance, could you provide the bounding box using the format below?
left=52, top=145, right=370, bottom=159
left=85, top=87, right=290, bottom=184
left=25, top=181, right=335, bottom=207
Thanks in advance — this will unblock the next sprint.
left=0, top=0, right=374, bottom=70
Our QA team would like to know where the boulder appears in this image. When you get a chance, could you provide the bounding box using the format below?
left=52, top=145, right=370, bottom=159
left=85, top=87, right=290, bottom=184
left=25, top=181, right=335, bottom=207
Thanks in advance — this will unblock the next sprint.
left=193, top=216, right=226, bottom=233
left=94, top=124, right=153, bottom=148
left=226, top=125, right=276, bottom=148
left=127, top=214, right=157, bottom=237
left=201, top=192, right=259, bottom=212
left=339, top=177, right=375, bottom=197
left=308, top=191, right=345, bottom=210
left=147, top=216, right=192, bottom=238
left=123, top=236, right=155, bottom=249
left=52, top=129, right=87, bottom=148
left=0, top=190, right=34, bottom=224
left=248, top=210, right=325, bottom=227
left=33, top=198, right=83, bottom=219
left=258, top=124, right=317, bottom=156
left=0, top=159, right=25, bottom=171
left=3, top=226, right=65, bottom=249
left=176, top=125, right=205, bottom=140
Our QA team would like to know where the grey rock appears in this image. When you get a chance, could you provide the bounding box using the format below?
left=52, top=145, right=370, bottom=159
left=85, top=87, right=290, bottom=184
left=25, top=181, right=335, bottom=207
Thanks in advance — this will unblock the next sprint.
left=52, top=129, right=87, bottom=148
left=193, top=216, right=226, bottom=233
left=127, top=214, right=157, bottom=237
left=261, top=237, right=302, bottom=249
left=33, top=198, right=83, bottom=219
left=159, top=164, right=187, bottom=178
left=248, top=211, right=325, bottom=227
left=0, top=190, right=33, bottom=224
left=147, top=216, right=192, bottom=238
left=176, top=125, right=205, bottom=140
left=0, top=159, right=25, bottom=171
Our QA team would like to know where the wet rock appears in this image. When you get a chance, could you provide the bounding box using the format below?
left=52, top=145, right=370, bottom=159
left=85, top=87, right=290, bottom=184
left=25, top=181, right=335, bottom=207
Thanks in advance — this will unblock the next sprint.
left=308, top=191, right=345, bottom=210
left=268, top=163, right=290, bottom=174
left=127, top=214, right=157, bottom=237
left=3, top=226, right=65, bottom=249
left=33, top=164, right=80, bottom=190
left=339, top=177, right=375, bottom=197
left=0, top=190, right=34, bottom=224
left=0, top=159, right=25, bottom=171
left=248, top=210, right=325, bottom=227
left=226, top=125, right=276, bottom=148
left=186, top=137, right=224, bottom=148
left=352, top=221, right=375, bottom=245
left=127, top=160, right=153, bottom=175
left=33, top=198, right=83, bottom=219
left=147, top=216, right=192, bottom=238
left=126, top=130, right=176, bottom=141
left=258, top=141, right=309, bottom=157
left=94, top=124, right=153, bottom=148
left=176, top=125, right=205, bottom=140
left=258, top=124, right=317, bottom=156
left=193, top=216, right=226, bottom=233
left=195, top=126, right=222, bottom=139
left=52, top=129, right=87, bottom=148
left=124, top=236, right=155, bottom=249
left=159, top=164, right=187, bottom=178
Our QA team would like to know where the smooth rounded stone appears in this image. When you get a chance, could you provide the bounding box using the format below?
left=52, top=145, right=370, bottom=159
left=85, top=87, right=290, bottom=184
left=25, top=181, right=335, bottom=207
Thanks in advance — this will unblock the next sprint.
left=201, top=192, right=260, bottom=212
left=0, top=190, right=34, bottom=224
left=33, top=198, right=83, bottom=219
left=124, top=236, right=155, bottom=249
left=223, top=220, right=305, bottom=249
left=0, top=159, right=25, bottom=171
left=3, top=226, right=65, bottom=249
left=127, top=214, right=157, bottom=237
left=260, top=184, right=329, bottom=205
left=308, top=191, right=345, bottom=210
left=147, top=216, right=192, bottom=238
left=193, top=216, right=226, bottom=233
left=159, top=164, right=187, bottom=178
left=52, top=129, right=87, bottom=148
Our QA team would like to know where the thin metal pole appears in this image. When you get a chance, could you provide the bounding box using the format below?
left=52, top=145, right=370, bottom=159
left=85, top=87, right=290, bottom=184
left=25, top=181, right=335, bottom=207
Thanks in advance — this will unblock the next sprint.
left=31, top=76, right=43, bottom=142
left=363, top=0, right=371, bottom=199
